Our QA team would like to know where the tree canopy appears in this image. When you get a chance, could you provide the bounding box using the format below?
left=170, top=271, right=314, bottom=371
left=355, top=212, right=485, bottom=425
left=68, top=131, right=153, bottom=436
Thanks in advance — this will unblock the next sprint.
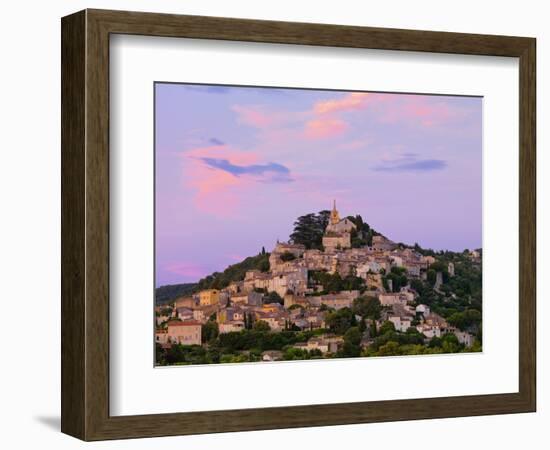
left=289, top=210, right=331, bottom=249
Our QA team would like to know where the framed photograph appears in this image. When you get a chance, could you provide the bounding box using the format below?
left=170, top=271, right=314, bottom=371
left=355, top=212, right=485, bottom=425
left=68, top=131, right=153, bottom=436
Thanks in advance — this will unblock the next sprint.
left=61, top=9, right=536, bottom=441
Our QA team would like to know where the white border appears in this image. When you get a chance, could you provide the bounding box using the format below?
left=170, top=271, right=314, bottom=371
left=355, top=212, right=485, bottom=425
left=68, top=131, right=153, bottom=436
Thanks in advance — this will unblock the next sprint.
left=110, top=35, right=519, bottom=416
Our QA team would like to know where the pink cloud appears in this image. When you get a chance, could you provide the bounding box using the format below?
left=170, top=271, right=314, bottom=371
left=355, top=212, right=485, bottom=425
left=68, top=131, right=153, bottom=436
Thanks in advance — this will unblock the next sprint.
left=312, top=92, right=461, bottom=130
left=164, top=261, right=208, bottom=280
left=182, top=144, right=257, bottom=217
left=305, top=92, right=386, bottom=139
left=377, top=95, right=461, bottom=128
left=304, top=118, right=348, bottom=139
left=228, top=92, right=463, bottom=156
left=403, top=100, right=454, bottom=127
left=180, top=143, right=294, bottom=218
left=313, top=92, right=370, bottom=115
left=232, top=93, right=373, bottom=143
left=232, top=105, right=277, bottom=128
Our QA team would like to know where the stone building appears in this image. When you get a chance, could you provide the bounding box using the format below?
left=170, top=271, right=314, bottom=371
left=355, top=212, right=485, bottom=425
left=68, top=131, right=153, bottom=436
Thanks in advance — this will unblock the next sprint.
left=371, top=235, right=396, bottom=251
left=175, top=296, right=196, bottom=309
left=312, top=290, right=360, bottom=310
left=166, top=320, right=202, bottom=345
left=322, top=201, right=356, bottom=251
left=269, top=242, right=306, bottom=273
left=198, top=289, right=220, bottom=306
left=219, top=321, right=245, bottom=333
left=231, top=291, right=263, bottom=306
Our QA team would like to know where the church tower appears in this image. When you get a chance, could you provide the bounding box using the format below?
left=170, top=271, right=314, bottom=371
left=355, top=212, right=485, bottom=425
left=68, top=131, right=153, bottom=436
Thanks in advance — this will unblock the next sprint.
left=330, top=200, right=340, bottom=225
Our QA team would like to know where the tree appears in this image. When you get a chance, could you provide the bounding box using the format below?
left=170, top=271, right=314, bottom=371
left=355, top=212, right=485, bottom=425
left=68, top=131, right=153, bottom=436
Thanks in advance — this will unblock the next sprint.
left=283, top=347, right=310, bottom=360
left=379, top=320, right=396, bottom=335
left=309, top=270, right=348, bottom=293
left=289, top=211, right=330, bottom=249
left=410, top=278, right=425, bottom=295
left=440, top=333, right=462, bottom=353
left=264, top=291, right=284, bottom=304
left=383, top=269, right=408, bottom=292
left=376, top=341, right=401, bottom=356
left=202, top=321, right=219, bottom=343
left=447, top=309, right=482, bottom=331
left=325, top=307, right=355, bottom=334
left=370, top=320, right=378, bottom=337
left=352, top=296, right=381, bottom=320
left=427, top=269, right=437, bottom=286
left=243, top=312, right=255, bottom=330
left=253, top=320, right=271, bottom=332
left=342, top=327, right=362, bottom=357
left=155, top=343, right=166, bottom=365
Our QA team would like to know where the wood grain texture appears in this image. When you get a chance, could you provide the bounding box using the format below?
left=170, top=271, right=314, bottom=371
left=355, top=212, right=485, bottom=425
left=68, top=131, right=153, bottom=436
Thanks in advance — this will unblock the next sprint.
left=61, top=10, right=86, bottom=439
left=61, top=8, right=537, bottom=441
left=518, top=39, right=536, bottom=409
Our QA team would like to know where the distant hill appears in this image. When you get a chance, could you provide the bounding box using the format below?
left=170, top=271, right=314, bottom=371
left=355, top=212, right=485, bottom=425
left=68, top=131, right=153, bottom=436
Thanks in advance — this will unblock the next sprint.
left=194, top=252, right=270, bottom=292
left=155, top=251, right=270, bottom=305
left=155, top=283, right=197, bottom=305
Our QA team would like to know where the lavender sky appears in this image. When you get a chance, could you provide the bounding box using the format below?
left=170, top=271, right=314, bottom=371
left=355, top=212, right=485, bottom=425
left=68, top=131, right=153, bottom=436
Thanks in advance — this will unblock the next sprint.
left=155, top=83, right=482, bottom=287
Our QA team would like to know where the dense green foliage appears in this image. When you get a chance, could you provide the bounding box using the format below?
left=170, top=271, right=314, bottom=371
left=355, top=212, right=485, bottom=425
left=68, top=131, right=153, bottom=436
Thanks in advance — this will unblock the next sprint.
left=325, top=307, right=357, bottom=334
left=155, top=283, right=197, bottom=305
left=362, top=327, right=476, bottom=357
left=195, top=252, right=270, bottom=291
left=347, top=214, right=381, bottom=247
left=341, top=327, right=362, bottom=357
left=201, top=321, right=219, bottom=343
left=264, top=291, right=284, bottom=304
left=308, top=270, right=365, bottom=294
left=382, top=266, right=409, bottom=292
left=289, top=210, right=331, bottom=249
left=283, top=347, right=323, bottom=360
left=352, top=296, right=382, bottom=320
left=156, top=328, right=329, bottom=365
left=253, top=320, right=271, bottom=332
left=410, top=251, right=482, bottom=340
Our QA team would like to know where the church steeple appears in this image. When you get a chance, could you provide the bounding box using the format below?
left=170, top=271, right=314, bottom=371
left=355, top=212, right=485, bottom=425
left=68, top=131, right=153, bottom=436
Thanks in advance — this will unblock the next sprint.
left=330, top=199, right=340, bottom=225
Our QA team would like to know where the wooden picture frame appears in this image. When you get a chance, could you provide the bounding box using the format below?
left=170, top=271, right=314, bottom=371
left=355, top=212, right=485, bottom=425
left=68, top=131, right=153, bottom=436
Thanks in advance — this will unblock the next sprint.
left=61, top=9, right=536, bottom=441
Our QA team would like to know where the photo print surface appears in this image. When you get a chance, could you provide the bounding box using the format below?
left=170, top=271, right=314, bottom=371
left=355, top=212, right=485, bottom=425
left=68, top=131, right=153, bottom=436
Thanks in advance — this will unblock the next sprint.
left=154, top=83, right=482, bottom=366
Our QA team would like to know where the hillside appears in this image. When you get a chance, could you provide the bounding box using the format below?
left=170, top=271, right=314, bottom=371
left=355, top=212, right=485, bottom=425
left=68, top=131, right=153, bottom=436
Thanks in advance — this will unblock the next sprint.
left=155, top=210, right=383, bottom=305
left=155, top=283, right=197, bottom=305
left=155, top=251, right=270, bottom=305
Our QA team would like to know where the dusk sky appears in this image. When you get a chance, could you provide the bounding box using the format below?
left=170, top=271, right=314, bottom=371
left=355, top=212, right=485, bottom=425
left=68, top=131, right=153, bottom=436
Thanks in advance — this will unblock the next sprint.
left=155, top=83, right=482, bottom=287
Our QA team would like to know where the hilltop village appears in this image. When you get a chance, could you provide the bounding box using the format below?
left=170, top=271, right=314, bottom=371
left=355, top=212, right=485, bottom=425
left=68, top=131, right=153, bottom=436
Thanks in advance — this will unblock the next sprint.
left=155, top=202, right=482, bottom=365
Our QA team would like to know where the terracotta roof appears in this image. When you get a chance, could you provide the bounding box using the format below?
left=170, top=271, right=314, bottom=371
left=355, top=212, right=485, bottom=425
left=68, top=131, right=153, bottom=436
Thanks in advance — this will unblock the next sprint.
left=167, top=320, right=201, bottom=327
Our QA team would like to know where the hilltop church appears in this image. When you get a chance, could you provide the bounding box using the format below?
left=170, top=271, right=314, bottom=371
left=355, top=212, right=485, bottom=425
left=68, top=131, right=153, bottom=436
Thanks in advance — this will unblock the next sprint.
left=322, top=200, right=356, bottom=251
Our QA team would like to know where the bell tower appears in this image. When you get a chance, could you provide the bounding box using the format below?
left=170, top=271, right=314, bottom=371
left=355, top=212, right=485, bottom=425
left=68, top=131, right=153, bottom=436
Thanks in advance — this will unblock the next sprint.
left=330, top=199, right=340, bottom=225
